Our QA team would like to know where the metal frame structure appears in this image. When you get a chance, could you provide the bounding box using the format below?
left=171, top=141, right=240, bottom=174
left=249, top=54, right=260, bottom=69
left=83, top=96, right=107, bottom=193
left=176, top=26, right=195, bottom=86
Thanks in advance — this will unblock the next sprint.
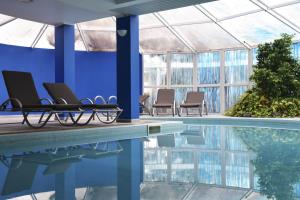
left=0, top=0, right=299, bottom=52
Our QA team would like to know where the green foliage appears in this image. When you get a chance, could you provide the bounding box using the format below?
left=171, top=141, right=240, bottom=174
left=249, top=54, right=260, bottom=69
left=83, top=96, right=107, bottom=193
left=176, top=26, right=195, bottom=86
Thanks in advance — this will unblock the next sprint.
left=226, top=34, right=300, bottom=117
left=225, top=90, right=300, bottom=117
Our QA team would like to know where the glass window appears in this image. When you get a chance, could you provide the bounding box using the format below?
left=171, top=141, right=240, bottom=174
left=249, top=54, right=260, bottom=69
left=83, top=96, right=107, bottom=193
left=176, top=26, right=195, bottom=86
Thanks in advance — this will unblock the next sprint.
left=226, top=153, right=250, bottom=188
left=225, top=86, right=248, bottom=110
left=225, top=50, right=248, bottom=84
left=35, top=26, right=54, bottom=49
left=199, top=152, right=222, bottom=185
left=0, top=18, right=44, bottom=47
left=198, top=87, right=220, bottom=113
left=79, top=17, right=116, bottom=31
left=197, top=52, right=220, bottom=84
left=293, top=43, right=300, bottom=60
left=171, top=54, right=193, bottom=85
left=173, top=87, right=193, bottom=105
left=143, top=88, right=159, bottom=108
left=143, top=54, right=167, bottom=86
left=83, top=30, right=116, bottom=51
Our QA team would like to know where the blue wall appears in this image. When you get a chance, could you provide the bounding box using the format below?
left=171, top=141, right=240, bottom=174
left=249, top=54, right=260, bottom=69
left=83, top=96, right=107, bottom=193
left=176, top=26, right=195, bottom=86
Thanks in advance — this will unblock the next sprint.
left=0, top=44, right=119, bottom=105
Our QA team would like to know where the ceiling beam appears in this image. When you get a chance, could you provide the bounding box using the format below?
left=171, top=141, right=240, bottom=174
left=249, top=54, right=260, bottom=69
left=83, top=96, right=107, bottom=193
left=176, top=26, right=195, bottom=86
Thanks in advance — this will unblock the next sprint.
left=0, top=17, right=17, bottom=27
left=31, top=24, right=48, bottom=48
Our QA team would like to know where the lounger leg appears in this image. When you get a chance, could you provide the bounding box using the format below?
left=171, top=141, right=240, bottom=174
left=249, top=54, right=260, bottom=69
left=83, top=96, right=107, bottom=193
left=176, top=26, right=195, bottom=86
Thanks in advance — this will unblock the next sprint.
left=177, top=108, right=181, bottom=117
left=55, top=113, right=76, bottom=126
left=22, top=113, right=29, bottom=124
left=75, top=112, right=94, bottom=126
left=23, top=112, right=53, bottom=128
left=38, top=112, right=46, bottom=123
left=199, top=106, right=202, bottom=117
left=96, top=109, right=122, bottom=124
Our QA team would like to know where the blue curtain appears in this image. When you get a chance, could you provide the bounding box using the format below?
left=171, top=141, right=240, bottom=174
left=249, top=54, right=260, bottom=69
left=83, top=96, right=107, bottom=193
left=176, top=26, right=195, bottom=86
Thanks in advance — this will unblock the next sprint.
left=198, top=52, right=220, bottom=84
left=225, top=50, right=248, bottom=84
left=171, top=54, right=193, bottom=85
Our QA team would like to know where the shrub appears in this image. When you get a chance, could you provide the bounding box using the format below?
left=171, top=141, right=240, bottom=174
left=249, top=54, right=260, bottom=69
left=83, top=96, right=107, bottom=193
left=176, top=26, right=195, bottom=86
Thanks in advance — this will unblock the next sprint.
left=226, top=34, right=300, bottom=117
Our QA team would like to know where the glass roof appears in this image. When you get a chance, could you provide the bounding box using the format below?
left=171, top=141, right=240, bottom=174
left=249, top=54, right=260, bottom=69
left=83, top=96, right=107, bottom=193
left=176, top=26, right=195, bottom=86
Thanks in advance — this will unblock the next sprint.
left=0, top=0, right=300, bottom=53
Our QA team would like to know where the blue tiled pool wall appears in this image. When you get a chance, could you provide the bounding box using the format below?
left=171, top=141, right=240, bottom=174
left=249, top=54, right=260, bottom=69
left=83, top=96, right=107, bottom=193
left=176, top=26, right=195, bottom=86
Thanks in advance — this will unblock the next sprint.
left=143, top=43, right=300, bottom=113
left=144, top=125, right=300, bottom=197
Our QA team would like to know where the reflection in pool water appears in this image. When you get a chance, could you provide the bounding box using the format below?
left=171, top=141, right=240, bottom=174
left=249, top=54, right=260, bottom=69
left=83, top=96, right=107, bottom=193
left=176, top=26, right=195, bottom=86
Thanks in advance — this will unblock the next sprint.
left=0, top=125, right=300, bottom=199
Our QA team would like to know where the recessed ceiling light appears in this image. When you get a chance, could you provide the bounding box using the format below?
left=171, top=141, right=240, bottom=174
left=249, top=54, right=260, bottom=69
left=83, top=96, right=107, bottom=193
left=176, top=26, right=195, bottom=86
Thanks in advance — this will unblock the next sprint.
left=17, top=0, right=33, bottom=3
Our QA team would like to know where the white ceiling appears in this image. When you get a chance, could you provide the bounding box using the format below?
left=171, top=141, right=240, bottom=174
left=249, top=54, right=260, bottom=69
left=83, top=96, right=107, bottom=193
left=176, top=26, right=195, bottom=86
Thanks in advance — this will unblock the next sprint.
left=0, top=0, right=215, bottom=25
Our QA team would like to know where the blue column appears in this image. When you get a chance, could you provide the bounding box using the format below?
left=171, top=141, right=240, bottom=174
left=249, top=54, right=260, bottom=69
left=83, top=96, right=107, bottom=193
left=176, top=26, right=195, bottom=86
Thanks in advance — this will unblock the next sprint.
left=117, top=139, right=142, bottom=200
left=116, top=16, right=140, bottom=121
left=55, top=166, right=76, bottom=200
left=55, top=24, right=76, bottom=91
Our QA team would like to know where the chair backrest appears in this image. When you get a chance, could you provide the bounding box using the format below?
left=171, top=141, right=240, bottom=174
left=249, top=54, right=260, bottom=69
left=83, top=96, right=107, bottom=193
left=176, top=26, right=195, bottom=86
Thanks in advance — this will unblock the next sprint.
left=156, top=89, right=175, bottom=104
left=139, top=94, right=150, bottom=104
left=2, top=71, right=41, bottom=108
left=43, top=83, right=80, bottom=105
left=185, top=91, right=204, bottom=104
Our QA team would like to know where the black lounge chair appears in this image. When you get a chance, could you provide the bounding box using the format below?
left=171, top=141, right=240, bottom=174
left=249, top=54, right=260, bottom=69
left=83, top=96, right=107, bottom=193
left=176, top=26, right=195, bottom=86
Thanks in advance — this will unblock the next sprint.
left=0, top=71, right=85, bottom=128
left=152, top=89, right=176, bottom=116
left=178, top=91, right=208, bottom=117
left=43, top=83, right=122, bottom=124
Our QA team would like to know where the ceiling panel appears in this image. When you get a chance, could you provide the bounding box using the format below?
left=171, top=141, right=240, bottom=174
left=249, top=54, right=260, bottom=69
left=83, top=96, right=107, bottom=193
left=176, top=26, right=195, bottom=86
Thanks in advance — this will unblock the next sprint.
left=174, top=23, right=242, bottom=51
left=140, top=27, right=190, bottom=53
left=220, top=11, right=300, bottom=46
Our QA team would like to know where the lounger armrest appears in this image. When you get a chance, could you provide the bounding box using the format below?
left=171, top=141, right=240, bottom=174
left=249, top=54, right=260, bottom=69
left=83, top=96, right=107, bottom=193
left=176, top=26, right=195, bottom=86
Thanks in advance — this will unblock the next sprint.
left=108, top=96, right=117, bottom=104
left=39, top=98, right=53, bottom=105
left=80, top=98, right=93, bottom=104
left=94, top=95, right=106, bottom=104
left=0, top=98, right=23, bottom=110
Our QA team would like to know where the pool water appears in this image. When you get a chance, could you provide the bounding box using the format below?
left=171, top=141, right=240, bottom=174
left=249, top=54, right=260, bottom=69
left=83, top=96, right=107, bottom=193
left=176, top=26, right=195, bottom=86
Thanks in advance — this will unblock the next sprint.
left=1, top=124, right=300, bottom=200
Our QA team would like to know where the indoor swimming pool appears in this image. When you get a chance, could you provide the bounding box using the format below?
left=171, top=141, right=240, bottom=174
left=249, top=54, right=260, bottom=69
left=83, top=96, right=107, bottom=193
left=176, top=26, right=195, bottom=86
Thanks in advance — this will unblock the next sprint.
left=0, top=121, right=300, bottom=200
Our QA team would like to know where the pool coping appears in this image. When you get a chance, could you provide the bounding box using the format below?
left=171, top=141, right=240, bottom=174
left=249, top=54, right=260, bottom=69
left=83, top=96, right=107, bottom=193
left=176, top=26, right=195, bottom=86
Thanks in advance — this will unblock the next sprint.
left=142, top=115, right=300, bottom=130
left=0, top=121, right=184, bottom=154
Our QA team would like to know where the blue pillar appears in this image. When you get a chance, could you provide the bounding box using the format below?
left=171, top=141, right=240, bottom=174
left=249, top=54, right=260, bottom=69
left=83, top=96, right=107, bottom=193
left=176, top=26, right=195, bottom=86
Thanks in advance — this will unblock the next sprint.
left=116, top=16, right=140, bottom=121
left=55, top=24, right=75, bottom=91
left=117, top=139, right=142, bottom=200
left=55, top=166, right=75, bottom=200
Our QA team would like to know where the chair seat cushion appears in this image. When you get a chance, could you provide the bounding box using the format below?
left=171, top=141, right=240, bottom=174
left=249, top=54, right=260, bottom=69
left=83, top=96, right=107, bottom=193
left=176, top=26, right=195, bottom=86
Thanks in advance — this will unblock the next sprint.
left=153, top=104, right=173, bottom=108
left=180, top=103, right=201, bottom=108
